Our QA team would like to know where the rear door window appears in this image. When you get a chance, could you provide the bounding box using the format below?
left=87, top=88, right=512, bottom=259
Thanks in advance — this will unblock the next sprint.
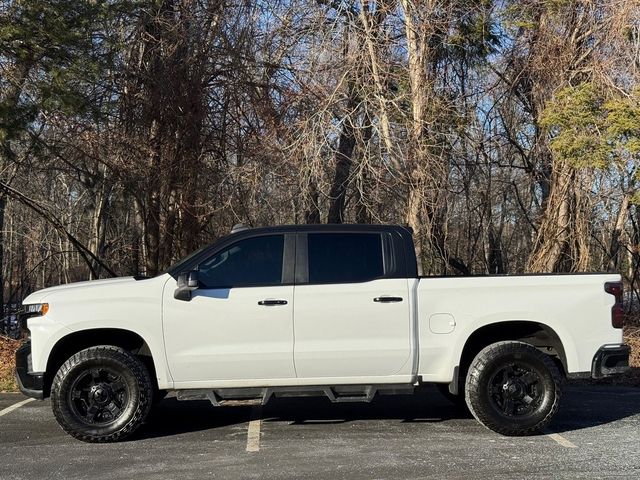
left=307, top=233, right=385, bottom=284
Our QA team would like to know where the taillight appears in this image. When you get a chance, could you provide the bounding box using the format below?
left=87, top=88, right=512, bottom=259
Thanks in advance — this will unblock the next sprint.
left=604, top=281, right=624, bottom=329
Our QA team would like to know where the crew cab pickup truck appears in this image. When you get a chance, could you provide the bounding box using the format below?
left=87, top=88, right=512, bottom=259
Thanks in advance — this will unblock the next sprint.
left=5, top=224, right=630, bottom=442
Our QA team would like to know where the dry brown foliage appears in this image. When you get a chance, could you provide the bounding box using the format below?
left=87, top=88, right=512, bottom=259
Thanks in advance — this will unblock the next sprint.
left=626, top=330, right=640, bottom=368
left=0, top=337, right=19, bottom=392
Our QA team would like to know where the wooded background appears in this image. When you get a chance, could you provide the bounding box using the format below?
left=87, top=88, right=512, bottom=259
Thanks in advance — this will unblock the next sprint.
left=1, top=0, right=640, bottom=307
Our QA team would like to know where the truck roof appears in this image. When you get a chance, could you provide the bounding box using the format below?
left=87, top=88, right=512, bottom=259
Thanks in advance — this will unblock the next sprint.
left=228, top=223, right=413, bottom=236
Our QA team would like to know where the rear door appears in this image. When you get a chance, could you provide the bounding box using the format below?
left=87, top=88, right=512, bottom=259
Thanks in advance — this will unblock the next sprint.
left=293, top=231, right=412, bottom=379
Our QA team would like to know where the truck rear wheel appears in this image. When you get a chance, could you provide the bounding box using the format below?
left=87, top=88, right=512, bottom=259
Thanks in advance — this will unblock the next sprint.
left=51, top=345, right=153, bottom=443
left=464, top=341, right=561, bottom=436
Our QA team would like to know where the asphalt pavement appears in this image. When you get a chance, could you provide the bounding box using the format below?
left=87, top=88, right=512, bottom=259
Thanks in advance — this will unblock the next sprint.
left=1, top=384, right=639, bottom=479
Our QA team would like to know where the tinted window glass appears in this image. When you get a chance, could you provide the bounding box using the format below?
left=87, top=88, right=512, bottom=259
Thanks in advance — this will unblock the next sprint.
left=198, top=235, right=284, bottom=288
left=308, top=233, right=384, bottom=284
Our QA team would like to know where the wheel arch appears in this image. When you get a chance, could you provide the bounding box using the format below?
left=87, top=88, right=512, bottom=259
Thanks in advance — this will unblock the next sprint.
left=44, top=328, right=159, bottom=398
left=458, top=321, right=568, bottom=378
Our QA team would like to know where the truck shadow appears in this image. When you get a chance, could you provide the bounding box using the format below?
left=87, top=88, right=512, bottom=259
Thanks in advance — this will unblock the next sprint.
left=136, top=383, right=640, bottom=440
left=549, top=381, right=640, bottom=434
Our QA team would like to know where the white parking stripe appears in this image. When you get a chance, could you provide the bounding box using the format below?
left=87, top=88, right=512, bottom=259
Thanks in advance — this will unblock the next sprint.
left=547, top=433, right=577, bottom=448
left=246, top=406, right=262, bottom=452
left=0, top=397, right=35, bottom=417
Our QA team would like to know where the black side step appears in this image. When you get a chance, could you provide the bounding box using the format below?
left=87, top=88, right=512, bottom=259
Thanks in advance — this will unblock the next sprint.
left=175, top=384, right=415, bottom=406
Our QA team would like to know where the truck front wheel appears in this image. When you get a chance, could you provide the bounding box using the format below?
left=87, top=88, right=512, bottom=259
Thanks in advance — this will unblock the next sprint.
left=51, top=346, right=153, bottom=443
left=464, top=341, right=561, bottom=436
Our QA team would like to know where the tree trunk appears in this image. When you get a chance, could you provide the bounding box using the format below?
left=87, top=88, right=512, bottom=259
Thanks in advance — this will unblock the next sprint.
left=608, top=193, right=630, bottom=271
left=145, top=119, right=162, bottom=276
left=358, top=1, right=398, bottom=170
left=0, top=195, right=5, bottom=314
left=327, top=95, right=357, bottom=223
left=400, top=0, right=429, bottom=275
left=527, top=160, right=574, bottom=272
left=306, top=182, right=321, bottom=224
left=405, top=171, right=424, bottom=275
left=88, top=167, right=112, bottom=279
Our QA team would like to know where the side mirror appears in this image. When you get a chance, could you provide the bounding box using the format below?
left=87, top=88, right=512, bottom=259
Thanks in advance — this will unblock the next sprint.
left=174, top=270, right=199, bottom=301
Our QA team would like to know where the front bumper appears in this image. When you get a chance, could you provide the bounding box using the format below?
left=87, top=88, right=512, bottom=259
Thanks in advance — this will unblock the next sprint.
left=15, top=341, right=44, bottom=400
left=591, top=344, right=631, bottom=379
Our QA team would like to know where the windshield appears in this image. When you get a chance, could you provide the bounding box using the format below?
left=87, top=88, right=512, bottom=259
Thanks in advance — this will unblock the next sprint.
left=162, top=244, right=210, bottom=277
left=161, top=234, right=231, bottom=277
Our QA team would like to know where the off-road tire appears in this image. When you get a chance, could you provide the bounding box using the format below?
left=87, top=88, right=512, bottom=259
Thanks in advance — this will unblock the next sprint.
left=51, top=345, right=153, bottom=443
left=464, top=341, right=561, bottom=436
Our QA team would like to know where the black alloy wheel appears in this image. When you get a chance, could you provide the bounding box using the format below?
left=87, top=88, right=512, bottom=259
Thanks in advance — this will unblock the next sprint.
left=464, top=341, right=562, bottom=436
left=67, top=367, right=130, bottom=426
left=51, top=346, right=153, bottom=442
left=487, top=362, right=543, bottom=417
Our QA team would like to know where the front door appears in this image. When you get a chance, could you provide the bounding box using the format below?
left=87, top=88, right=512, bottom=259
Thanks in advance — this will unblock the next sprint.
left=293, top=232, right=412, bottom=379
left=163, top=234, right=295, bottom=385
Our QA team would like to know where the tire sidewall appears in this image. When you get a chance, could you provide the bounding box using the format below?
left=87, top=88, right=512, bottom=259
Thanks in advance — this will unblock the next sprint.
left=465, top=342, right=561, bottom=435
left=51, top=348, right=151, bottom=441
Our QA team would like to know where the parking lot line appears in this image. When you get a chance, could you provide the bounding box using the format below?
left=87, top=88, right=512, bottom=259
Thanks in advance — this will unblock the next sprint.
left=0, top=397, right=35, bottom=417
left=246, top=406, right=262, bottom=453
left=547, top=433, right=577, bottom=448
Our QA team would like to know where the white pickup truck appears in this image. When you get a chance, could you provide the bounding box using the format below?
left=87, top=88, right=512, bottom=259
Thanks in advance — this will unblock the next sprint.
left=7, top=224, right=630, bottom=442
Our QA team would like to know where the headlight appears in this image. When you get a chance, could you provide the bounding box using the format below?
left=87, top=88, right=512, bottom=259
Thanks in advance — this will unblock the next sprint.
left=16, top=303, right=48, bottom=339
left=0, top=303, right=47, bottom=340
left=23, top=303, right=49, bottom=317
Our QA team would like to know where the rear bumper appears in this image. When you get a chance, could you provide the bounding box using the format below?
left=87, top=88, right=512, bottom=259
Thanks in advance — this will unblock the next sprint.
left=591, top=344, right=631, bottom=379
left=15, top=342, right=44, bottom=400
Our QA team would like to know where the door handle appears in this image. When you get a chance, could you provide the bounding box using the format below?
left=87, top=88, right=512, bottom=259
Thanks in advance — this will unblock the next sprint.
left=258, top=299, right=288, bottom=306
left=373, top=296, right=403, bottom=303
